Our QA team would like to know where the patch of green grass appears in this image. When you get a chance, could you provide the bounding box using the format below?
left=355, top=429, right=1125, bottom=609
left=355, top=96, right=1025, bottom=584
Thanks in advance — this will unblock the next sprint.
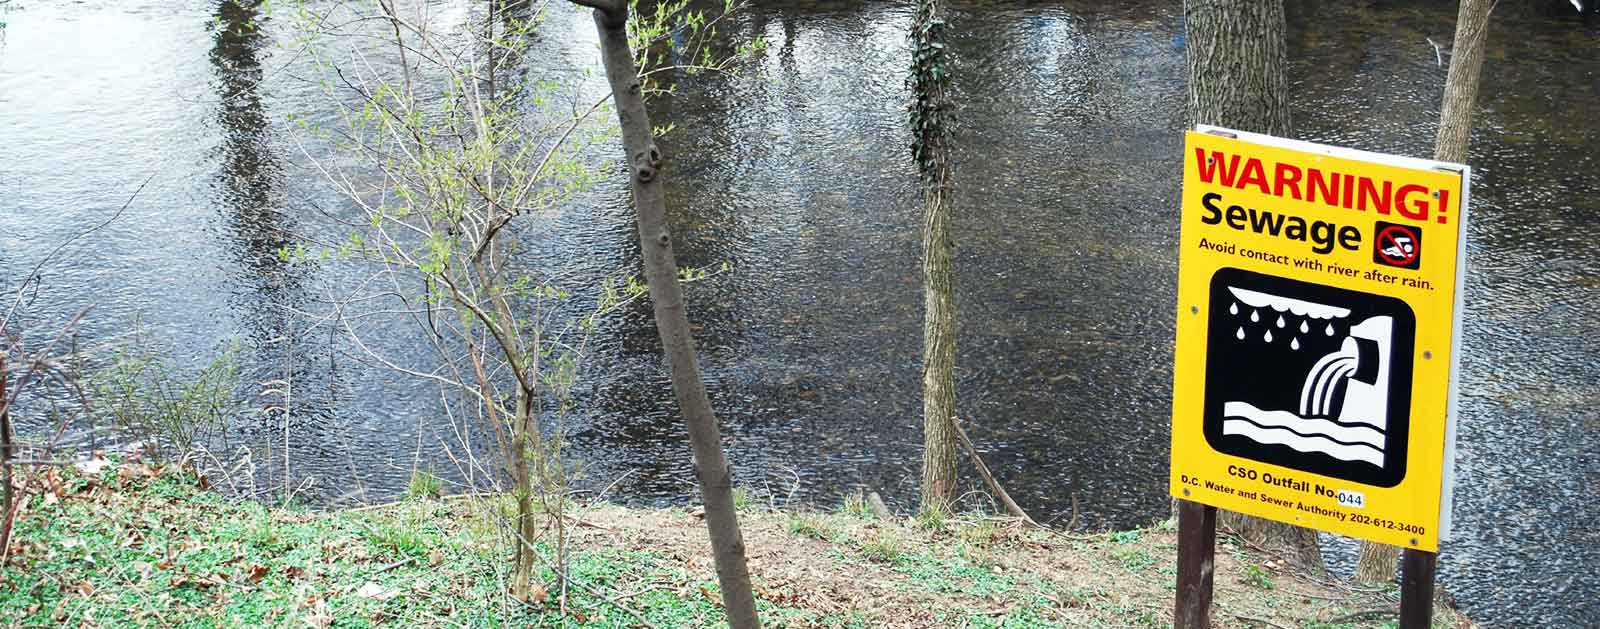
left=1108, top=529, right=1142, bottom=545
left=1113, top=545, right=1156, bottom=572
left=732, top=485, right=755, bottom=511
left=838, top=490, right=873, bottom=519
left=406, top=468, right=443, bottom=500
left=785, top=514, right=832, bottom=541
left=860, top=532, right=904, bottom=563
left=957, top=518, right=1005, bottom=547
left=0, top=464, right=820, bottom=628
left=915, top=503, right=950, bottom=532
left=1243, top=563, right=1277, bottom=590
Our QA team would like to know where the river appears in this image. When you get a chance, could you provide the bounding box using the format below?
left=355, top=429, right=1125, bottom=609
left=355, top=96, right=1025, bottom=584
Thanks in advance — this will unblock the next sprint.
left=1, top=1, right=1595, bottom=626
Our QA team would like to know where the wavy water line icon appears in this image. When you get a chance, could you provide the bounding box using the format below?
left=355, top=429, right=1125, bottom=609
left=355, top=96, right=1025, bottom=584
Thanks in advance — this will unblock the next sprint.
left=1221, top=285, right=1396, bottom=467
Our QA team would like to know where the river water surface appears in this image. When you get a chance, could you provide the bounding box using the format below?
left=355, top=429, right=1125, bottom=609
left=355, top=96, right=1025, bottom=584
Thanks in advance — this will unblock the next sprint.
left=1, top=1, right=1596, bottom=626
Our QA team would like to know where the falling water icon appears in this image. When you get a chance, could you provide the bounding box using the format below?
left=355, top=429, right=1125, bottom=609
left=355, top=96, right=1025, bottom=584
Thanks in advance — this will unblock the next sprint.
left=1216, top=284, right=1396, bottom=468
left=1230, top=302, right=1239, bottom=315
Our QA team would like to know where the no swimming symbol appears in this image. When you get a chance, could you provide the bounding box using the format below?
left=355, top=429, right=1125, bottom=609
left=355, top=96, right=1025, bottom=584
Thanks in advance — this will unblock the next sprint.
left=1373, top=222, right=1422, bottom=270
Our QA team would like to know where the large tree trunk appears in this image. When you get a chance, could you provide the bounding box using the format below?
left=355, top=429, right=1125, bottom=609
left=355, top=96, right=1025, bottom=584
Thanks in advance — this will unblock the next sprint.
left=1185, top=0, right=1322, bottom=570
left=1354, top=0, right=1492, bottom=583
left=910, top=0, right=958, bottom=515
left=581, top=4, right=760, bottom=627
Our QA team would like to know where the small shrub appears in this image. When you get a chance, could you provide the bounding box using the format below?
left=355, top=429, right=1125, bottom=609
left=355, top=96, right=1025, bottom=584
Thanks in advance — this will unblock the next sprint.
left=1242, top=563, right=1276, bottom=590
left=839, top=490, right=873, bottom=519
left=861, top=532, right=904, bottom=563
left=786, top=514, right=831, bottom=541
left=407, top=468, right=444, bottom=500
left=915, top=504, right=949, bottom=532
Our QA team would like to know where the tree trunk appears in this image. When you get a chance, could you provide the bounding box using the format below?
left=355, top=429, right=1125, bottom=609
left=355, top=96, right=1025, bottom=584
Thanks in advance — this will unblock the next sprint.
left=582, top=5, right=759, bottom=628
left=1186, top=0, right=1322, bottom=571
left=1354, top=0, right=1492, bottom=583
left=511, top=388, right=540, bottom=600
left=0, top=356, right=12, bottom=554
left=910, top=0, right=958, bottom=516
left=1432, top=0, right=1492, bottom=165
left=1185, top=0, right=1292, bottom=138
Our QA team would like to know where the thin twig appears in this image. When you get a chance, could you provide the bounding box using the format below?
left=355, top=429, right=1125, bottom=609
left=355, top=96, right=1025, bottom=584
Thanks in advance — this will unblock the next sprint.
left=3, top=174, right=152, bottom=332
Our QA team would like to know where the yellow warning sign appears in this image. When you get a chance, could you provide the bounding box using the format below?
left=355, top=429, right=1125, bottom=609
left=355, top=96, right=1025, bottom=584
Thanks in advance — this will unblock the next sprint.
left=1169, top=127, right=1469, bottom=551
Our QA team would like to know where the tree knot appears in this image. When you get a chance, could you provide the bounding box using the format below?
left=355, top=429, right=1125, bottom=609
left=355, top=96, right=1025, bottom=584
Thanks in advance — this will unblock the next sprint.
left=633, top=143, right=663, bottom=183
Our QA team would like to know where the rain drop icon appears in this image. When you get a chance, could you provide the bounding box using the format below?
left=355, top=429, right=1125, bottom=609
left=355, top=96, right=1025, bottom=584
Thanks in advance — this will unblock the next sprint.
left=1264, top=330, right=1274, bottom=343
left=1230, top=302, right=1238, bottom=315
left=1299, top=320, right=1309, bottom=334
left=1236, top=327, right=1245, bottom=340
left=1275, top=315, right=1285, bottom=328
left=1325, top=323, right=1336, bottom=336
left=1250, top=310, right=1260, bottom=323
left=1291, top=337, right=1300, bottom=350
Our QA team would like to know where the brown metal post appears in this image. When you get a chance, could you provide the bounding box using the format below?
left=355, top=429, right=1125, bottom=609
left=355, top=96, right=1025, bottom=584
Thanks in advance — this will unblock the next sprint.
left=1175, top=499, right=1218, bottom=629
left=1400, top=548, right=1437, bottom=628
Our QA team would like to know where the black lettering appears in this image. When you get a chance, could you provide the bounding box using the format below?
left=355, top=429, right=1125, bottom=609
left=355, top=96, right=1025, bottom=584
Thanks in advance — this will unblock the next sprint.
left=1284, top=216, right=1306, bottom=240
left=1338, top=225, right=1361, bottom=250
left=1225, top=205, right=1247, bottom=230
left=1201, top=192, right=1223, bottom=224
left=1248, top=209, right=1286, bottom=235
left=1311, top=221, right=1337, bottom=254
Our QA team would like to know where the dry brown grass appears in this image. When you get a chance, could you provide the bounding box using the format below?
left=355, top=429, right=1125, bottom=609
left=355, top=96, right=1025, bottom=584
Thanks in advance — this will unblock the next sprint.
left=570, top=504, right=1478, bottom=628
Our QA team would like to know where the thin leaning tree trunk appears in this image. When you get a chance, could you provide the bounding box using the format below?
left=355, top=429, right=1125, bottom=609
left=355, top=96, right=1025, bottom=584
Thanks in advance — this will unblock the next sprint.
left=1186, top=0, right=1322, bottom=571
left=1355, top=0, right=1492, bottom=583
left=581, top=4, right=760, bottom=627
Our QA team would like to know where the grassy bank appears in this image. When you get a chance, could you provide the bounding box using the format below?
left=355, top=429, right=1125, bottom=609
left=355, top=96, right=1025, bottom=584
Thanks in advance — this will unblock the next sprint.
left=1, top=463, right=1474, bottom=628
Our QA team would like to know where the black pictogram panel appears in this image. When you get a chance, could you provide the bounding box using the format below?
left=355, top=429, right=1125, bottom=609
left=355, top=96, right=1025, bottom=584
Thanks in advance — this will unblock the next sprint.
left=1203, top=268, right=1414, bottom=487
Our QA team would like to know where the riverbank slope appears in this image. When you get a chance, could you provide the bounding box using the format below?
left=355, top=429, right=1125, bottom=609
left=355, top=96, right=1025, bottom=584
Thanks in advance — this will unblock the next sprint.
left=1, top=463, right=1475, bottom=627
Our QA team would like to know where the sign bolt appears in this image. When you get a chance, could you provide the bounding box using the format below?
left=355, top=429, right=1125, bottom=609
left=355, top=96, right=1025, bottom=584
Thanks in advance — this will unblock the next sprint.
left=1183, top=488, right=1191, bottom=496
left=1411, top=537, right=1419, bottom=546
left=1190, top=305, right=1199, bottom=315
left=1423, top=351, right=1433, bottom=360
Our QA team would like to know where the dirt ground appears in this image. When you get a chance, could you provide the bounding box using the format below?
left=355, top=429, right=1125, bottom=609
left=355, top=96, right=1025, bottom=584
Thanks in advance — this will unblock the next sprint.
left=570, top=503, right=1477, bottom=628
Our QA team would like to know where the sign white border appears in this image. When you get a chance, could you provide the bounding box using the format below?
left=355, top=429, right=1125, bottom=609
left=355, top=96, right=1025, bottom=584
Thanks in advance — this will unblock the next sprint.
left=1194, top=125, right=1471, bottom=540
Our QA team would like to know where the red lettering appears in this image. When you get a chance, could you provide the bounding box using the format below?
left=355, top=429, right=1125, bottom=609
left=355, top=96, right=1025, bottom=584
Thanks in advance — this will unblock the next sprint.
left=1195, top=149, right=1241, bottom=186
left=1307, top=168, right=1339, bottom=207
left=1436, top=189, right=1450, bottom=224
left=1273, top=163, right=1303, bottom=200
left=1238, top=158, right=1270, bottom=194
left=1357, top=177, right=1392, bottom=215
left=1395, top=184, right=1430, bottom=221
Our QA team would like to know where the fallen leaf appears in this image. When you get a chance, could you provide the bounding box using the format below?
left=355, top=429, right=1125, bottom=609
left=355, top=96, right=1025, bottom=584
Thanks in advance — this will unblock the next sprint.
left=356, top=582, right=397, bottom=600
left=302, top=599, right=333, bottom=628
left=78, top=452, right=112, bottom=475
left=75, top=581, right=94, bottom=596
left=428, top=549, right=444, bottom=567
left=246, top=564, right=270, bottom=584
